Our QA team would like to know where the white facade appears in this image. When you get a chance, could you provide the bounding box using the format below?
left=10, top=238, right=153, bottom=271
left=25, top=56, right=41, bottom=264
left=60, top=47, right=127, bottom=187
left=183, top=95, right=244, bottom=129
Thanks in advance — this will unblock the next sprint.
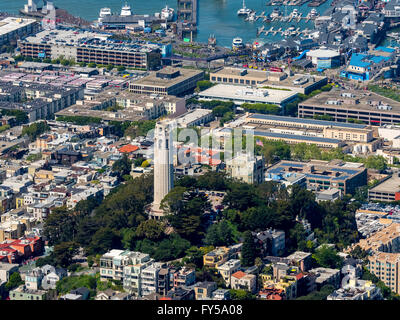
left=151, top=121, right=175, bottom=219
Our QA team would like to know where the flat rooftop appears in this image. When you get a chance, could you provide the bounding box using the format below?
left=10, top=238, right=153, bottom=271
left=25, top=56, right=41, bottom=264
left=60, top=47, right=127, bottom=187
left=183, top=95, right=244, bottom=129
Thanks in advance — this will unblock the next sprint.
left=22, top=28, right=160, bottom=53
left=247, top=114, right=368, bottom=129
left=198, top=84, right=297, bottom=105
left=132, top=67, right=203, bottom=88
left=251, top=130, right=342, bottom=144
left=369, top=174, right=400, bottom=193
left=176, top=109, right=212, bottom=125
left=0, top=17, right=36, bottom=36
left=299, top=89, right=400, bottom=114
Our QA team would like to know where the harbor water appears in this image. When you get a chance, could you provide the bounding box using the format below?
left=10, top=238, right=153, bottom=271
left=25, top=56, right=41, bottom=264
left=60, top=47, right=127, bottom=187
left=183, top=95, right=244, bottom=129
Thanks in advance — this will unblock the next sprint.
left=0, top=0, right=334, bottom=47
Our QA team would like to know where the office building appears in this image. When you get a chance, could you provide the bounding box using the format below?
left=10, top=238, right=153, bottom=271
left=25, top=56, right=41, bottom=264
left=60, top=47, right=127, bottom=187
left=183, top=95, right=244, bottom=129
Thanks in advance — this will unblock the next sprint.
left=266, top=160, right=367, bottom=195
left=129, top=67, right=204, bottom=96
left=246, top=113, right=373, bottom=143
left=368, top=172, right=400, bottom=202
left=209, top=67, right=327, bottom=94
left=298, top=90, right=400, bottom=126
left=197, top=84, right=298, bottom=107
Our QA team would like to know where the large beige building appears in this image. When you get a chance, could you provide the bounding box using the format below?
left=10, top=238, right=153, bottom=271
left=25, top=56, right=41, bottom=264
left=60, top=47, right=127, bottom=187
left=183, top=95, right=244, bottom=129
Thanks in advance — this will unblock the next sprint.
left=129, top=67, right=204, bottom=96
left=225, top=153, right=265, bottom=184
left=209, top=67, right=327, bottom=94
left=348, top=224, right=400, bottom=294
left=298, top=90, right=400, bottom=126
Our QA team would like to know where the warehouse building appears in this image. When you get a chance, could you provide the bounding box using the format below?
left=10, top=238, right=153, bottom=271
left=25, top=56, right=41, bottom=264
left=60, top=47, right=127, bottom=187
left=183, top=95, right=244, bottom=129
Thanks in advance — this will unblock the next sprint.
left=298, top=90, right=400, bottom=126
left=266, top=160, right=367, bottom=195
left=18, top=29, right=162, bottom=70
left=340, top=47, right=397, bottom=81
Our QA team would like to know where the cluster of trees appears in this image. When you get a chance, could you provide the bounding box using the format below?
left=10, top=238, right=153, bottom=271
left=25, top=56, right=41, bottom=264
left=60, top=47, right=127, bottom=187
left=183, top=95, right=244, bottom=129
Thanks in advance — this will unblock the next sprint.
left=196, top=80, right=214, bottom=92
left=256, top=138, right=388, bottom=172
left=22, top=121, right=50, bottom=141
left=112, top=154, right=132, bottom=177
left=124, top=120, right=156, bottom=139
left=176, top=172, right=360, bottom=257
left=240, top=103, right=280, bottom=115
left=368, top=84, right=400, bottom=103
left=1, top=109, right=28, bottom=125
left=42, top=174, right=154, bottom=263
left=284, top=83, right=333, bottom=117
left=56, top=115, right=102, bottom=125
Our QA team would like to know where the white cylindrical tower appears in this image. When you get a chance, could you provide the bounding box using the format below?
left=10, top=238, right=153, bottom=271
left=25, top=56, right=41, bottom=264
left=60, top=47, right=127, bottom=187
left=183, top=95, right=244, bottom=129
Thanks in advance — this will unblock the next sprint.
left=152, top=120, right=174, bottom=215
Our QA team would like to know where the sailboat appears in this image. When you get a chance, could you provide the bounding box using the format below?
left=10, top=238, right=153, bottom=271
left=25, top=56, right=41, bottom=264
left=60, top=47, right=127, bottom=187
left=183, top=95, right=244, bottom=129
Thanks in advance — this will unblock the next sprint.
left=237, top=0, right=252, bottom=16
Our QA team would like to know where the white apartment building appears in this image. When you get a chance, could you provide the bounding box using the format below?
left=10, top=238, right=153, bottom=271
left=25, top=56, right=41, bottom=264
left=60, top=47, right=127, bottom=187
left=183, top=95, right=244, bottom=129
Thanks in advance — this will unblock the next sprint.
left=217, top=259, right=241, bottom=286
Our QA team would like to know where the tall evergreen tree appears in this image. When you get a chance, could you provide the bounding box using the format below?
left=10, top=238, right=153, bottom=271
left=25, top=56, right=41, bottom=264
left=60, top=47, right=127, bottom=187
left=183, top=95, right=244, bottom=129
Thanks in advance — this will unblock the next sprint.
left=241, top=231, right=257, bottom=267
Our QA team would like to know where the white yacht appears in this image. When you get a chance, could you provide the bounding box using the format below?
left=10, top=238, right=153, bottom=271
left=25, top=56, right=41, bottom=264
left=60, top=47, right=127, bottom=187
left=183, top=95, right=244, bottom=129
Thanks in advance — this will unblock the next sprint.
left=99, top=7, right=112, bottom=18
left=120, top=2, right=132, bottom=16
left=270, top=8, right=281, bottom=19
left=290, top=9, right=299, bottom=18
left=310, top=9, right=318, bottom=17
left=161, top=5, right=175, bottom=21
left=232, top=37, right=244, bottom=49
left=237, top=0, right=252, bottom=16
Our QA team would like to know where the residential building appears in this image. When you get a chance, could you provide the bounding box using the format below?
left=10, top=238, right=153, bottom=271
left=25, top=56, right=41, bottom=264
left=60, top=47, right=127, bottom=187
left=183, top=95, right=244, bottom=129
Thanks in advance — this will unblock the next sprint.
left=217, top=259, right=241, bottom=286
left=203, top=247, right=231, bottom=268
left=173, top=267, right=196, bottom=287
left=225, top=153, right=265, bottom=184
left=230, top=271, right=257, bottom=294
left=327, top=279, right=382, bottom=300
left=253, top=228, right=285, bottom=257
left=194, top=281, right=217, bottom=300
left=9, top=285, right=47, bottom=300
left=0, top=262, right=18, bottom=283
left=212, top=288, right=231, bottom=300
left=309, top=267, right=341, bottom=290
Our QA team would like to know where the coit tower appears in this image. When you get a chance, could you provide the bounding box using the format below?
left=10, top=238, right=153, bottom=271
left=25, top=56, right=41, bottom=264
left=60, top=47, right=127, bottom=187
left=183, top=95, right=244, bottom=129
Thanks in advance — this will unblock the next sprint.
left=151, top=120, right=174, bottom=219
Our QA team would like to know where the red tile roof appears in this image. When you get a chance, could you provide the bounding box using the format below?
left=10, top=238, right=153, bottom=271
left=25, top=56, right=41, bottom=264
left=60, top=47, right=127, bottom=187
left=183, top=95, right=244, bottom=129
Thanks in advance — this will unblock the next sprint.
left=232, top=271, right=246, bottom=279
left=119, top=144, right=139, bottom=153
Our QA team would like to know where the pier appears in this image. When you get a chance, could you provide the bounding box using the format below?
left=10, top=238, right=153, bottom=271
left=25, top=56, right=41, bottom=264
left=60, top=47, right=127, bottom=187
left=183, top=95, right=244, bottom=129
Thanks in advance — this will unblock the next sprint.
left=244, top=11, right=318, bottom=25
left=261, top=27, right=312, bottom=37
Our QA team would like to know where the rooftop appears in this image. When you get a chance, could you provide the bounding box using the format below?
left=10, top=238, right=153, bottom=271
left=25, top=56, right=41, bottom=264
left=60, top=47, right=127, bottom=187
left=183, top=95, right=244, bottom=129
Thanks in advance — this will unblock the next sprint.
left=132, top=67, right=203, bottom=88
left=198, top=84, right=297, bottom=105
left=0, top=17, right=37, bottom=36
left=299, top=89, right=400, bottom=114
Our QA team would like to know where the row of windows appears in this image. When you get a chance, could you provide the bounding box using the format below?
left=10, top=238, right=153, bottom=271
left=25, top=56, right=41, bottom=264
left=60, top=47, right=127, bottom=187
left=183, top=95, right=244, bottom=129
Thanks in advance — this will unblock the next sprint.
left=211, top=76, right=258, bottom=86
